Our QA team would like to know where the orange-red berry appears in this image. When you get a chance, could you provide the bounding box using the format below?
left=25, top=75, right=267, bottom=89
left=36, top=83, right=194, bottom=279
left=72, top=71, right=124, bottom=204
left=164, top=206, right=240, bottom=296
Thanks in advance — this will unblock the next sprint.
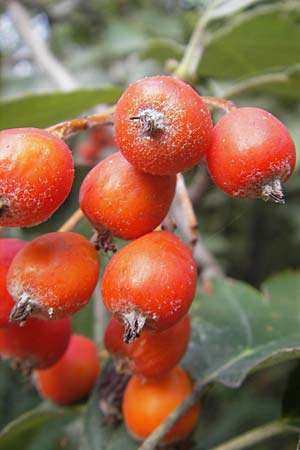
left=79, top=152, right=176, bottom=240
left=0, top=317, right=71, bottom=371
left=34, top=334, right=100, bottom=404
left=101, top=231, right=197, bottom=342
left=0, top=128, right=74, bottom=227
left=123, top=366, right=200, bottom=443
left=206, top=107, right=296, bottom=203
left=105, top=315, right=190, bottom=378
left=7, top=232, right=100, bottom=322
left=115, top=76, right=212, bottom=175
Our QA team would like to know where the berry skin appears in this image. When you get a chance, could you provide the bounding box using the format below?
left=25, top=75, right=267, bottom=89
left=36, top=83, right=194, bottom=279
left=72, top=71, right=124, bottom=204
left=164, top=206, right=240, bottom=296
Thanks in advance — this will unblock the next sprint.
left=0, top=128, right=74, bottom=227
left=101, top=231, right=197, bottom=343
left=0, top=239, right=26, bottom=327
left=7, top=232, right=100, bottom=323
left=114, top=75, right=213, bottom=175
left=123, top=366, right=200, bottom=443
left=104, top=315, right=190, bottom=379
left=34, top=334, right=100, bottom=405
left=0, top=317, right=71, bottom=372
left=206, top=107, right=296, bottom=203
left=79, top=152, right=176, bottom=241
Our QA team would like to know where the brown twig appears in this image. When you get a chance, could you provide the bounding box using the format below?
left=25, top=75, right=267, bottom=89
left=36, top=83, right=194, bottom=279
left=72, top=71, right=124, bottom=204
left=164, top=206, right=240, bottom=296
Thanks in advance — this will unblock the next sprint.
left=46, top=106, right=115, bottom=140
left=188, top=163, right=212, bottom=207
left=57, top=208, right=84, bottom=232
left=7, top=1, right=77, bottom=91
left=202, top=96, right=237, bottom=113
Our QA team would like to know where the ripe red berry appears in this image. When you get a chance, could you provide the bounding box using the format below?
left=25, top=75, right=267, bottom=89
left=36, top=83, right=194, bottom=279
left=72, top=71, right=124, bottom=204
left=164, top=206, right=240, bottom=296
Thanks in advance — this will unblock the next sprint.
left=0, top=317, right=71, bottom=372
left=34, top=334, right=100, bottom=404
left=206, top=107, right=296, bottom=203
left=105, top=314, right=190, bottom=378
left=79, top=152, right=176, bottom=241
left=123, top=366, right=200, bottom=443
left=114, top=75, right=212, bottom=175
left=7, top=232, right=100, bottom=323
left=101, top=231, right=197, bottom=343
left=0, top=128, right=74, bottom=227
left=0, top=238, right=26, bottom=327
left=75, top=141, right=100, bottom=166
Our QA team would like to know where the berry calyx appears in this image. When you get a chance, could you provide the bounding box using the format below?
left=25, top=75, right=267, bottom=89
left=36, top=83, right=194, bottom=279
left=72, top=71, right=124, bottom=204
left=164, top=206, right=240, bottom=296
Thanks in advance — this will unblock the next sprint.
left=105, top=315, right=190, bottom=378
left=101, top=231, right=197, bottom=343
left=0, top=317, right=71, bottom=373
left=123, top=366, right=200, bottom=443
left=0, top=128, right=74, bottom=227
left=8, top=232, right=100, bottom=323
left=206, top=107, right=296, bottom=203
left=0, top=238, right=26, bottom=327
left=79, top=152, right=176, bottom=242
left=114, top=75, right=213, bottom=175
left=34, top=334, right=100, bottom=404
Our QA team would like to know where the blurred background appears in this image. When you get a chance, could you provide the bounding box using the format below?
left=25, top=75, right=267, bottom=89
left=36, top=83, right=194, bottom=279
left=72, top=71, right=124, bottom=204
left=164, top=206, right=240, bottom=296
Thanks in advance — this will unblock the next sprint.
left=0, top=1, right=300, bottom=449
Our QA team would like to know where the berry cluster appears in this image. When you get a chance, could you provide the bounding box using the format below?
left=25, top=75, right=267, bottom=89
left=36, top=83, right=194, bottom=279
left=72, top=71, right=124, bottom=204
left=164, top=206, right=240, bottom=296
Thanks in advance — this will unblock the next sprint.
left=0, top=74, right=296, bottom=444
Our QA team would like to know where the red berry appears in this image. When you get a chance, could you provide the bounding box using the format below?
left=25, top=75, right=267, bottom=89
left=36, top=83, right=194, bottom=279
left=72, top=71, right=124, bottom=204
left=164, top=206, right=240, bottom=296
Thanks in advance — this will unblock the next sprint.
left=75, top=141, right=100, bottom=165
left=0, top=238, right=26, bottom=327
left=7, top=232, right=100, bottom=322
left=0, top=317, right=71, bottom=372
left=79, top=152, right=176, bottom=241
left=123, top=366, right=200, bottom=443
left=206, top=107, right=296, bottom=203
left=114, top=75, right=212, bottom=175
left=34, top=334, right=100, bottom=404
left=0, top=128, right=74, bottom=227
left=101, top=231, right=197, bottom=343
left=105, top=315, right=190, bottom=378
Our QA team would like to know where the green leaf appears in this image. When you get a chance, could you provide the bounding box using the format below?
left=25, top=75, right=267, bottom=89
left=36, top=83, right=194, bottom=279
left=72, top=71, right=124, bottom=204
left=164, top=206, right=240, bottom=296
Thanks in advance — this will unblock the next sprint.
left=200, top=4, right=300, bottom=79
left=139, top=38, right=184, bottom=62
left=183, top=272, right=300, bottom=387
left=0, top=87, right=122, bottom=130
left=80, top=361, right=136, bottom=450
left=0, top=403, right=81, bottom=450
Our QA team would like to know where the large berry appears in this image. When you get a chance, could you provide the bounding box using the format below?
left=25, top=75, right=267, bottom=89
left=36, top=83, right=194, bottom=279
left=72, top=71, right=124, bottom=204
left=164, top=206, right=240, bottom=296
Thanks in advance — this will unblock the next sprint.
left=79, top=152, right=176, bottom=241
left=206, top=107, right=296, bottom=203
left=101, top=231, right=197, bottom=342
left=34, top=334, right=100, bottom=404
left=115, top=76, right=212, bottom=175
left=105, top=315, right=190, bottom=378
left=0, top=238, right=26, bottom=327
left=123, top=366, right=200, bottom=443
left=0, top=317, right=71, bottom=372
left=0, top=128, right=74, bottom=227
left=8, top=232, right=100, bottom=322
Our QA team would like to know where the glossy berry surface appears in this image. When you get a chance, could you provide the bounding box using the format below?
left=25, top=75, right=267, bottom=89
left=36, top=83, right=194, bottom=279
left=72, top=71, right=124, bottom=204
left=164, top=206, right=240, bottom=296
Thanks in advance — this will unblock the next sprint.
left=101, top=231, right=197, bottom=342
left=115, top=75, right=212, bottom=175
left=123, top=366, right=200, bottom=443
left=79, top=152, right=176, bottom=240
left=206, top=107, right=296, bottom=203
left=105, top=314, right=190, bottom=378
left=7, top=232, right=100, bottom=322
left=0, top=239, right=26, bottom=327
left=0, top=128, right=74, bottom=227
left=34, top=334, right=100, bottom=404
left=0, top=317, right=71, bottom=371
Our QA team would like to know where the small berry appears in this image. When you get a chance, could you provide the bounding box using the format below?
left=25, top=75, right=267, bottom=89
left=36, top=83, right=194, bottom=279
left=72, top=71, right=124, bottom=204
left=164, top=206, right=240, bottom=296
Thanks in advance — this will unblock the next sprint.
left=34, top=334, right=100, bottom=404
left=206, top=107, right=296, bottom=203
left=101, top=231, right=197, bottom=343
left=105, top=315, right=190, bottom=378
left=0, top=128, right=74, bottom=227
left=0, top=317, right=71, bottom=373
left=7, top=232, right=100, bottom=322
left=115, top=75, right=213, bottom=175
left=79, top=152, right=176, bottom=241
left=0, top=238, right=26, bottom=327
left=123, top=366, right=200, bottom=443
